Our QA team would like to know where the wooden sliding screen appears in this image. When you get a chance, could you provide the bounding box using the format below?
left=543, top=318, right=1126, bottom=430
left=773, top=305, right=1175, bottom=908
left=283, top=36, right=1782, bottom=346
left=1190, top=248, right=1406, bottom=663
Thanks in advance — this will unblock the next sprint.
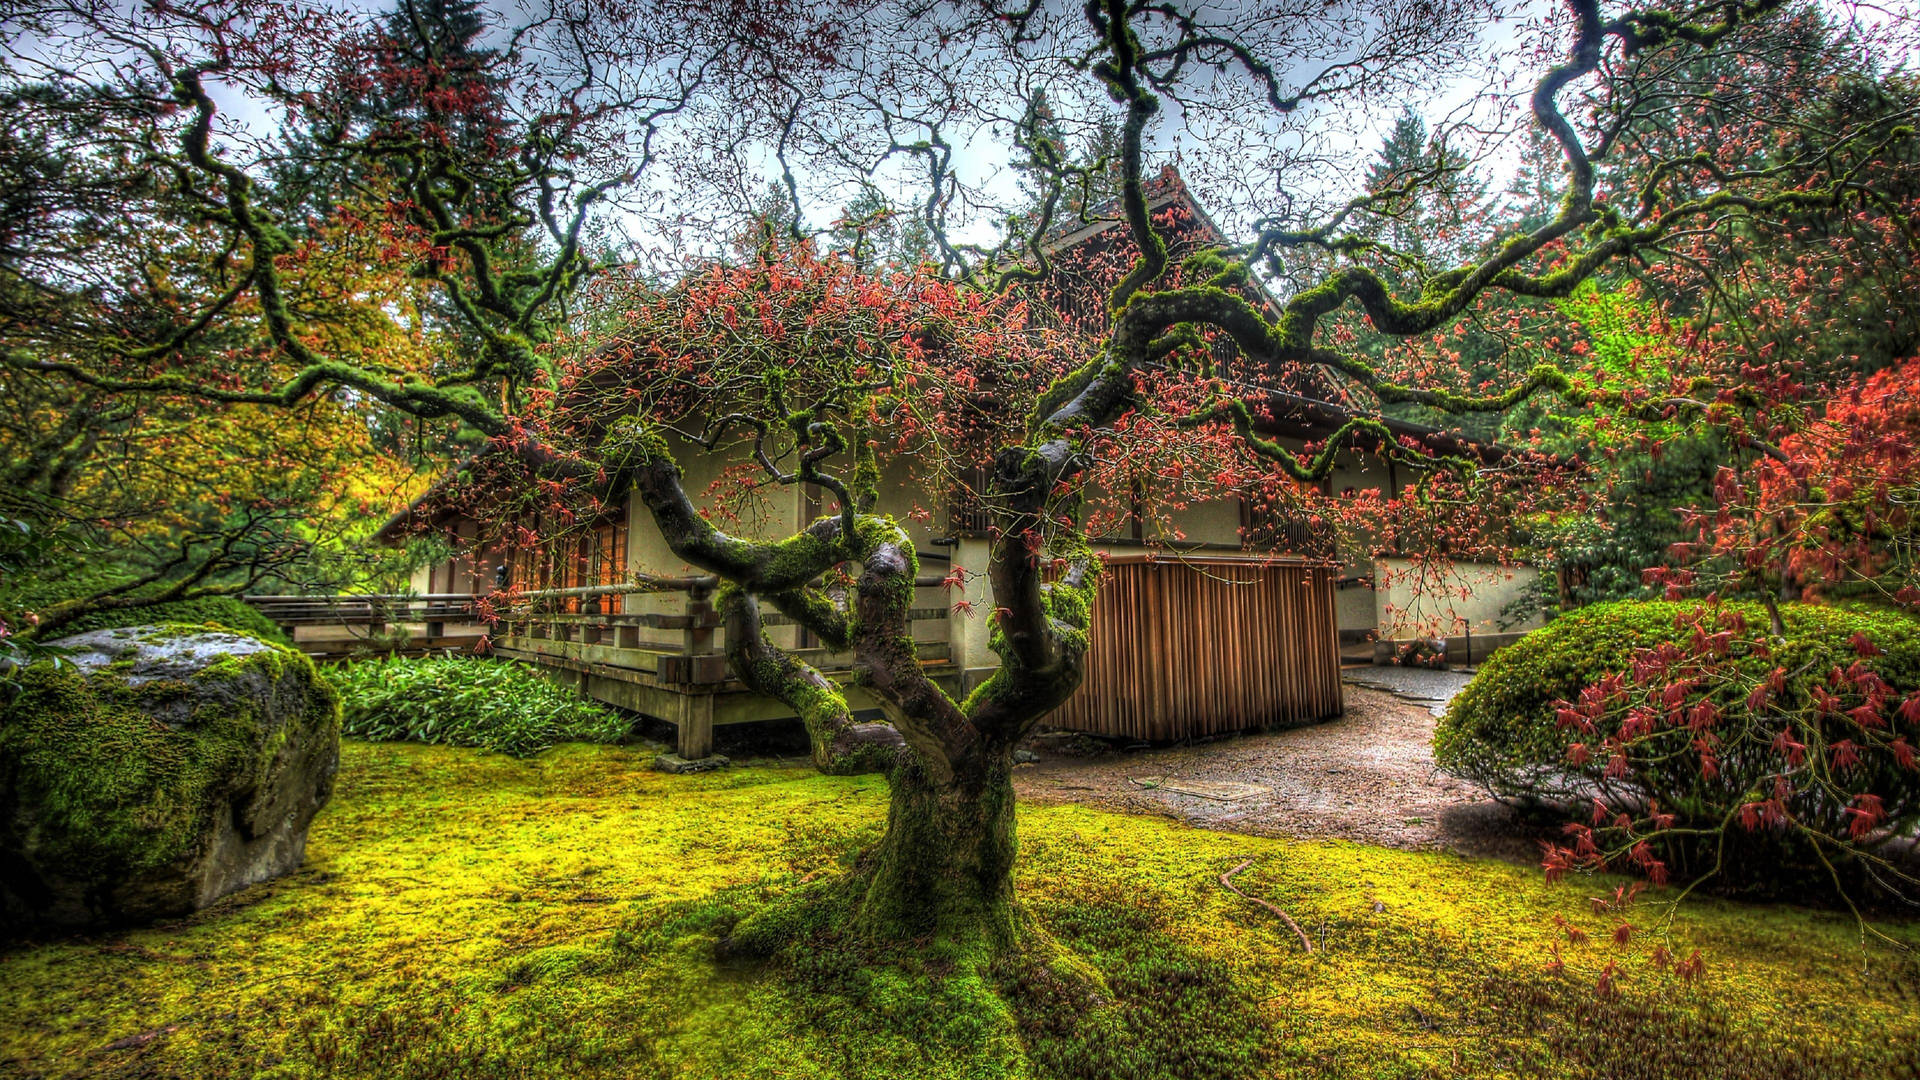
left=1046, top=556, right=1343, bottom=741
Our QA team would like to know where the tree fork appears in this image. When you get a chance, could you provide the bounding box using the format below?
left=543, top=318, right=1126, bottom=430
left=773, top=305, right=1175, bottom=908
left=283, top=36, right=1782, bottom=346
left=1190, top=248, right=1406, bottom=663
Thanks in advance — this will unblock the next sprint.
left=718, top=586, right=903, bottom=775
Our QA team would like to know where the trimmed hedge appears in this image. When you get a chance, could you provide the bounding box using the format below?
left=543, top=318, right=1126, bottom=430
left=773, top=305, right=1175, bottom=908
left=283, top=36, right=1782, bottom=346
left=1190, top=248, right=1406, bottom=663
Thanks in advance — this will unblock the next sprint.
left=1434, top=601, right=1920, bottom=884
left=326, top=655, right=631, bottom=757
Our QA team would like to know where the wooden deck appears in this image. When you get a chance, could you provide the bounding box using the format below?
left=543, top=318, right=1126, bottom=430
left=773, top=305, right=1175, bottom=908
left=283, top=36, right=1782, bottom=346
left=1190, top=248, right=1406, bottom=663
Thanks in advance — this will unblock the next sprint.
left=485, top=580, right=959, bottom=759
left=248, top=581, right=959, bottom=759
left=244, top=593, right=487, bottom=658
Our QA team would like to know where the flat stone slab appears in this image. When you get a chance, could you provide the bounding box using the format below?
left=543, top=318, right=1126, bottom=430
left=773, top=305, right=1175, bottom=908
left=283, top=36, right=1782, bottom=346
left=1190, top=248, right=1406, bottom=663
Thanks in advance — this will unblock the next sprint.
left=1133, top=778, right=1272, bottom=802
left=654, top=753, right=730, bottom=774
left=1343, top=668, right=1477, bottom=717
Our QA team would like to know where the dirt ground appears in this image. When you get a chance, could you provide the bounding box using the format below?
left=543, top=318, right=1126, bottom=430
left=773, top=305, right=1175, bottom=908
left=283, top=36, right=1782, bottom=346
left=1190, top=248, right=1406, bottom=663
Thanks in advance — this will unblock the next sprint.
left=1014, top=680, right=1547, bottom=863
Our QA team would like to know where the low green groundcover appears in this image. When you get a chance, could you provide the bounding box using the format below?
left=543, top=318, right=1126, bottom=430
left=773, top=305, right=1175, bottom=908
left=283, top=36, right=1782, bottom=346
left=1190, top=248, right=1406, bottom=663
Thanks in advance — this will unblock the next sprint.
left=326, top=654, right=630, bottom=757
left=1, top=740, right=1915, bottom=1079
left=20, top=594, right=292, bottom=648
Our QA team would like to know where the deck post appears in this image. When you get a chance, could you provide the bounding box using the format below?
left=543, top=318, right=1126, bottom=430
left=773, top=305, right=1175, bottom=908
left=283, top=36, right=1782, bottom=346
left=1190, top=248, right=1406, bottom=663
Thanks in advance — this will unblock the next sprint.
left=677, top=692, right=715, bottom=759
left=684, top=582, right=715, bottom=658
left=672, top=583, right=720, bottom=759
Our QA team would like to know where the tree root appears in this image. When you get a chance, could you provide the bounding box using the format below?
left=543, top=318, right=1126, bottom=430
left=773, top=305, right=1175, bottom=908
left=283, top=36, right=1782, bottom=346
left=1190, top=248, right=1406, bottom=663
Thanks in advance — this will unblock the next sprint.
left=1220, top=859, right=1314, bottom=954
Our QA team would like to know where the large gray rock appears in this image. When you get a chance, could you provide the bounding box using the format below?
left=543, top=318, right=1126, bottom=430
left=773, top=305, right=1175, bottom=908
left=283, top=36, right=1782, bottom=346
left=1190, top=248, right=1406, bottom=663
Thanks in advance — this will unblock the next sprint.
left=0, top=626, right=340, bottom=931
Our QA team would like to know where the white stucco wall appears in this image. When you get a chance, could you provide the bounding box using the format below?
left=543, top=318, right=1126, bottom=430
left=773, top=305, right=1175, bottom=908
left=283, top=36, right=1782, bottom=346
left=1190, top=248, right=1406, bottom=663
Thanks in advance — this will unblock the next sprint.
left=1158, top=497, right=1243, bottom=547
left=949, top=536, right=998, bottom=681
left=1325, top=447, right=1399, bottom=501
left=618, top=432, right=804, bottom=619
left=1333, top=575, right=1376, bottom=634
left=1374, top=557, right=1545, bottom=640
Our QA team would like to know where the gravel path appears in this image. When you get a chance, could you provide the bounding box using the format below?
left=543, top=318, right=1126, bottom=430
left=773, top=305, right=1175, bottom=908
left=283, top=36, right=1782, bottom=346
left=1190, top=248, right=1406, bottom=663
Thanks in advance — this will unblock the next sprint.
left=1014, top=678, right=1543, bottom=861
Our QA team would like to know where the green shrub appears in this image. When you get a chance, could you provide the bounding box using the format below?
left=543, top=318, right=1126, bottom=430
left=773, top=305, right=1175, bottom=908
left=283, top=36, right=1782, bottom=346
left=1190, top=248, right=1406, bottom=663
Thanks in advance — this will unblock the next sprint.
left=1434, top=601, right=1920, bottom=888
left=326, top=655, right=630, bottom=757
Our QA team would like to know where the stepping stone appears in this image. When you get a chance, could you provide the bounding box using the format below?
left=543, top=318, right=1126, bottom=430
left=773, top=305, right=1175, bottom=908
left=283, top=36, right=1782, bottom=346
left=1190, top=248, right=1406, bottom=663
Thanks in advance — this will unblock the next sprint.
left=1134, top=778, right=1272, bottom=802
left=655, top=753, right=730, bottom=774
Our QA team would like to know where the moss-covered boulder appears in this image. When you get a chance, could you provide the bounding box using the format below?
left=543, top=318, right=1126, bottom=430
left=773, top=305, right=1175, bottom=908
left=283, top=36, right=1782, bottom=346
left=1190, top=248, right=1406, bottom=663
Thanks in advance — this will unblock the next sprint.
left=0, top=626, right=340, bottom=931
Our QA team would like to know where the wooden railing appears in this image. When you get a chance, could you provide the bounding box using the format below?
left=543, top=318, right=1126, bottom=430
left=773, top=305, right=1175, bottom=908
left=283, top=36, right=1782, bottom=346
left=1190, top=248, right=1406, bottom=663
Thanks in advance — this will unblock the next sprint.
left=239, top=593, right=489, bottom=659
left=494, top=577, right=724, bottom=682
left=246, top=573, right=955, bottom=683
left=490, top=575, right=960, bottom=758
left=492, top=575, right=956, bottom=685
left=243, top=593, right=481, bottom=626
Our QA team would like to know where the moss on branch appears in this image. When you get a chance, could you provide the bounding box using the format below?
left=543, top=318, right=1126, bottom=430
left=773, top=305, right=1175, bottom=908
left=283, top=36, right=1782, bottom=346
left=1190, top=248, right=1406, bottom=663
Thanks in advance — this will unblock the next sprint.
left=718, top=586, right=900, bottom=776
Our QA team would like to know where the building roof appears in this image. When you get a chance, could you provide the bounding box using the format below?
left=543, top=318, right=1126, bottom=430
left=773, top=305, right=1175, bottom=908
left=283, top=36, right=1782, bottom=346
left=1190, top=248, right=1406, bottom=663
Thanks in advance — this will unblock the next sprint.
left=372, top=456, right=474, bottom=543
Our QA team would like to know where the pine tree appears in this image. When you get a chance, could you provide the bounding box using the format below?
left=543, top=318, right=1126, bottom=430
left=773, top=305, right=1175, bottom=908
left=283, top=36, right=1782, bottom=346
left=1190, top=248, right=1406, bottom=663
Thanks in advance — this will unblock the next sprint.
left=276, top=0, right=503, bottom=219
left=1066, top=112, right=1126, bottom=219
left=277, top=0, right=518, bottom=456
left=830, top=187, right=895, bottom=272
left=1008, top=90, right=1071, bottom=212
left=1351, top=109, right=1508, bottom=440
left=828, top=187, right=937, bottom=271
left=1363, top=109, right=1486, bottom=270
left=740, top=178, right=804, bottom=251
left=1503, top=126, right=1564, bottom=237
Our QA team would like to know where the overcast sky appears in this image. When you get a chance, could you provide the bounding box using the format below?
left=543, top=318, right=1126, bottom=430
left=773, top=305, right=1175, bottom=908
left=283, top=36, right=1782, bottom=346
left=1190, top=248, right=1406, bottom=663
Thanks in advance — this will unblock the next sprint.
left=13, top=0, right=1914, bottom=263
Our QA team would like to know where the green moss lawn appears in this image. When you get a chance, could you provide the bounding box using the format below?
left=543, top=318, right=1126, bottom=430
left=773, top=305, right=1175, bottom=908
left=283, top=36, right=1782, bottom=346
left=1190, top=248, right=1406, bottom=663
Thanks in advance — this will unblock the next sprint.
left=4, top=741, right=1918, bottom=1080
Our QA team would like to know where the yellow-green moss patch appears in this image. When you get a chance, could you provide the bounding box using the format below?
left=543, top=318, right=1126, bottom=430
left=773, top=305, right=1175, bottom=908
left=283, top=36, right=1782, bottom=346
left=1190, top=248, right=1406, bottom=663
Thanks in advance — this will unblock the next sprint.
left=1, top=740, right=1916, bottom=1079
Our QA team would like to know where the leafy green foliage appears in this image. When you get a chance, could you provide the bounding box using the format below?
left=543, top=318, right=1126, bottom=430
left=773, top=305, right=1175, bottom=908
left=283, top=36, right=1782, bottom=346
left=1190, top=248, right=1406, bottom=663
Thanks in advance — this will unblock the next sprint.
left=1545, top=431, right=1727, bottom=607
left=1500, top=284, right=1723, bottom=607
left=325, top=655, right=630, bottom=757
left=0, top=515, right=59, bottom=671
left=0, top=558, right=293, bottom=648
left=1552, top=283, right=1680, bottom=444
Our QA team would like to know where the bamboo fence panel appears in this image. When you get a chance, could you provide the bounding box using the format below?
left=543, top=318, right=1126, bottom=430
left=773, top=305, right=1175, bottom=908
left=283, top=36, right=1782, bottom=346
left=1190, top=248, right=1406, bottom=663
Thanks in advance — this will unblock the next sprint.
left=1047, top=556, right=1343, bottom=740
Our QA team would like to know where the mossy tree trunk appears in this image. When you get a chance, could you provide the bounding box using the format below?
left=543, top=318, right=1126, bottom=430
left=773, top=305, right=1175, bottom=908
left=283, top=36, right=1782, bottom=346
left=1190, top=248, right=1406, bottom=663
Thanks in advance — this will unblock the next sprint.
left=856, top=752, right=1021, bottom=946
